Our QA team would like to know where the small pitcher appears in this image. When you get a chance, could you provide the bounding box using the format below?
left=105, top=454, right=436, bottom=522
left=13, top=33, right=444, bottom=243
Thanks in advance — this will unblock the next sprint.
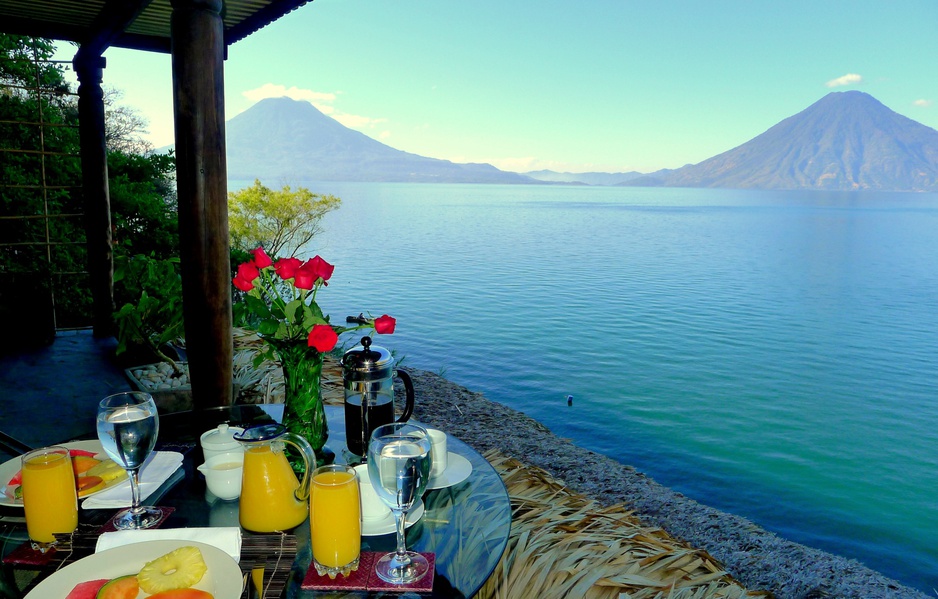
left=343, top=336, right=415, bottom=458
left=235, top=424, right=315, bottom=532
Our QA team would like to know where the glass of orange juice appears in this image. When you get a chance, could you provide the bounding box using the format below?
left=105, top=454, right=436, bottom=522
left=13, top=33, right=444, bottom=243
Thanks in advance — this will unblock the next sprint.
left=310, top=464, right=361, bottom=578
left=21, top=446, right=78, bottom=552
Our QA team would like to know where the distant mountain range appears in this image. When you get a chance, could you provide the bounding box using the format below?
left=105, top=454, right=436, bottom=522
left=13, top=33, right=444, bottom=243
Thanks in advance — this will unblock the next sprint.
left=225, top=91, right=938, bottom=192
left=621, top=91, right=938, bottom=192
left=226, top=97, right=536, bottom=184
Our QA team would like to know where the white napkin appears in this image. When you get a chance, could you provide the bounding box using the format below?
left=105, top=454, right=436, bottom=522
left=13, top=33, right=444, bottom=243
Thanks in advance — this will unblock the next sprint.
left=95, top=527, right=243, bottom=562
left=82, top=451, right=184, bottom=510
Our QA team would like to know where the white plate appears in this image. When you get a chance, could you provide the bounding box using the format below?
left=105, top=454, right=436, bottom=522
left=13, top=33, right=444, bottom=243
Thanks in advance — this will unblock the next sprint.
left=426, top=452, right=472, bottom=490
left=25, top=539, right=242, bottom=598
left=0, top=440, right=117, bottom=508
left=361, top=501, right=425, bottom=536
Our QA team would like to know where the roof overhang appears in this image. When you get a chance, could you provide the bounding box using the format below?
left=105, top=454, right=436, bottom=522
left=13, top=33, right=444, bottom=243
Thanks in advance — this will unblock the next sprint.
left=0, top=0, right=311, bottom=57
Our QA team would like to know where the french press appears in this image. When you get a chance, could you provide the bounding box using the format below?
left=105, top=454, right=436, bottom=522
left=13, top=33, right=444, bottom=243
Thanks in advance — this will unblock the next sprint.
left=342, top=336, right=415, bottom=457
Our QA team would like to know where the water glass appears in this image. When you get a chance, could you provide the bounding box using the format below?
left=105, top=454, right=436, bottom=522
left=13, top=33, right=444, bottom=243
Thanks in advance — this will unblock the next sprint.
left=310, top=464, right=361, bottom=578
left=367, top=422, right=432, bottom=584
left=21, top=446, right=78, bottom=552
left=96, top=391, right=161, bottom=529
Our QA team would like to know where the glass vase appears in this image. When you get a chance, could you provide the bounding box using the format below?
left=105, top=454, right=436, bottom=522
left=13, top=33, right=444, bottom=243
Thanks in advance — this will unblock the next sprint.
left=266, top=338, right=333, bottom=470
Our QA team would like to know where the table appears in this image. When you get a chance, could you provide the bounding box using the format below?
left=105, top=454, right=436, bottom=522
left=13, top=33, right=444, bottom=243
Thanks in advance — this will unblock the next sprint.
left=0, top=405, right=512, bottom=599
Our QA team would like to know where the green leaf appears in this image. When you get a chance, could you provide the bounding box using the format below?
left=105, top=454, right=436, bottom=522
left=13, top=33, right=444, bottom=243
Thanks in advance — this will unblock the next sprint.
left=258, top=319, right=280, bottom=336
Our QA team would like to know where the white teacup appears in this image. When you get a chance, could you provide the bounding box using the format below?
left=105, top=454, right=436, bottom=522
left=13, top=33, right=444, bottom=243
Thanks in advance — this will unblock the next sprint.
left=426, top=428, right=448, bottom=478
left=354, top=464, right=391, bottom=522
left=197, top=452, right=244, bottom=501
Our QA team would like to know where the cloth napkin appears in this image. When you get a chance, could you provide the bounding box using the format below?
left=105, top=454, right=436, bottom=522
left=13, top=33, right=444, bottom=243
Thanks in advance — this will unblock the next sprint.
left=95, top=527, right=243, bottom=562
left=82, top=451, right=184, bottom=510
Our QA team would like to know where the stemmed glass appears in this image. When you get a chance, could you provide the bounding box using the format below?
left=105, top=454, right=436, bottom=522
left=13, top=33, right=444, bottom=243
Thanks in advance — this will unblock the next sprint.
left=96, top=391, right=161, bottom=529
left=367, top=422, right=432, bottom=584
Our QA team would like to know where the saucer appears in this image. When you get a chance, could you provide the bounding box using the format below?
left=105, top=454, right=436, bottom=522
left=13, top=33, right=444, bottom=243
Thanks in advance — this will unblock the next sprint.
left=426, top=453, right=472, bottom=490
left=361, top=501, right=425, bottom=536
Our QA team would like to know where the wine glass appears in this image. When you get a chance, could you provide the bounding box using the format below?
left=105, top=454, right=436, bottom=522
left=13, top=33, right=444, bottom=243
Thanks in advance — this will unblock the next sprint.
left=96, top=391, right=161, bottom=529
left=367, top=422, right=432, bottom=584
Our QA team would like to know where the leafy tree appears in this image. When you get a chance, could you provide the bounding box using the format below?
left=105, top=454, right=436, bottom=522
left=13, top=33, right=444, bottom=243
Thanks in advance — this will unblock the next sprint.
left=104, top=87, right=153, bottom=155
left=1, top=34, right=178, bottom=333
left=228, top=180, right=340, bottom=257
left=1, top=35, right=84, bottom=332
left=108, top=150, right=178, bottom=258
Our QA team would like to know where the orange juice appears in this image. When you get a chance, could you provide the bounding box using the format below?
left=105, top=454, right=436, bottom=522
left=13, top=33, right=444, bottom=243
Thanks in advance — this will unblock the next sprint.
left=310, top=466, right=361, bottom=575
left=239, top=445, right=309, bottom=532
left=21, top=447, right=78, bottom=546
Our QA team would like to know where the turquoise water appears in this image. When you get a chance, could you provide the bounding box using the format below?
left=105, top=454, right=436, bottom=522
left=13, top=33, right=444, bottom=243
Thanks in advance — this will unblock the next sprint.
left=250, top=181, right=938, bottom=591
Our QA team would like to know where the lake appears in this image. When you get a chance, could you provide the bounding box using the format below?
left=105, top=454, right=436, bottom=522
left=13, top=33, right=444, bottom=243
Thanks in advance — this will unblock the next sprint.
left=235, top=181, right=938, bottom=592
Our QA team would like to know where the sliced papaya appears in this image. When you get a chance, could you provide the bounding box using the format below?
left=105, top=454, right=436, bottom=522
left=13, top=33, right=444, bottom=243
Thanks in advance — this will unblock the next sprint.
left=95, top=574, right=139, bottom=599
left=77, top=475, right=106, bottom=497
left=65, top=578, right=109, bottom=599
left=72, top=455, right=101, bottom=476
left=146, top=589, right=214, bottom=599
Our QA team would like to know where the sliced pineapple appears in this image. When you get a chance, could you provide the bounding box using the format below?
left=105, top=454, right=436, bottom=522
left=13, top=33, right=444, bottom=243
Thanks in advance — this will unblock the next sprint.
left=85, top=459, right=128, bottom=483
left=137, top=546, right=208, bottom=594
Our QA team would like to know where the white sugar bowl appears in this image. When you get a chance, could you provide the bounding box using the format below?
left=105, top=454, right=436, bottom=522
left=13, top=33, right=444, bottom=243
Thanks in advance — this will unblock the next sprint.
left=200, top=423, right=245, bottom=461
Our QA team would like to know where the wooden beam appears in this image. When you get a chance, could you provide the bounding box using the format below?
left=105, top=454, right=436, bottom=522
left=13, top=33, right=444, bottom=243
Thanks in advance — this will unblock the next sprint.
left=74, top=0, right=156, bottom=64
left=74, top=54, right=115, bottom=338
left=170, top=0, right=232, bottom=408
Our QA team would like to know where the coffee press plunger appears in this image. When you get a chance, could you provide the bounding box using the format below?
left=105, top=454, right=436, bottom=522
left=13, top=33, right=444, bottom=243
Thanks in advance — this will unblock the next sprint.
left=342, top=336, right=415, bottom=459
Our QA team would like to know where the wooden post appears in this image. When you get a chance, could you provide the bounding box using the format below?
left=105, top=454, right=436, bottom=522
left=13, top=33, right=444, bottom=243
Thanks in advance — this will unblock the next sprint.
left=170, top=0, right=233, bottom=408
left=74, top=54, right=115, bottom=338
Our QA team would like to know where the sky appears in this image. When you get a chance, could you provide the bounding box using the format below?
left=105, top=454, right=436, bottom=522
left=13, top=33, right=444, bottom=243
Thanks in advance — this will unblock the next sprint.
left=53, top=0, right=938, bottom=174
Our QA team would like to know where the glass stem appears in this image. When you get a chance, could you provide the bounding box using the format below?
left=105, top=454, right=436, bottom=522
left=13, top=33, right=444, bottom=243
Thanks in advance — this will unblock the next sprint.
left=394, top=508, right=408, bottom=558
left=128, top=467, right=143, bottom=515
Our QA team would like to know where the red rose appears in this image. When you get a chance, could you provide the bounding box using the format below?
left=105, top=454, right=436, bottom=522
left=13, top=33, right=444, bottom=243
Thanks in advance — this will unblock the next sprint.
left=237, top=262, right=260, bottom=281
left=307, top=324, right=338, bottom=352
left=374, top=314, right=396, bottom=334
left=251, top=247, right=273, bottom=268
left=233, top=261, right=259, bottom=291
left=294, top=261, right=316, bottom=290
left=275, top=257, right=302, bottom=280
left=232, top=275, right=254, bottom=291
left=308, top=256, right=335, bottom=283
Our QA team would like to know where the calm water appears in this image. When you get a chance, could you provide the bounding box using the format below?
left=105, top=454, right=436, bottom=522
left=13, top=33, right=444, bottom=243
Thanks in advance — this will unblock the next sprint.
left=242, top=181, right=938, bottom=592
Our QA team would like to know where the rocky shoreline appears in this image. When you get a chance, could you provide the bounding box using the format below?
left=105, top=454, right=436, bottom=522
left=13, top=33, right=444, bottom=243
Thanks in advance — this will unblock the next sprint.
left=404, top=368, right=931, bottom=599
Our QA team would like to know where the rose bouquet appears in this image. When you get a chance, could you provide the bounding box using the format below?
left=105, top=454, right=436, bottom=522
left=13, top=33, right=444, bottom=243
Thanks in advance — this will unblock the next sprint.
left=232, top=247, right=396, bottom=465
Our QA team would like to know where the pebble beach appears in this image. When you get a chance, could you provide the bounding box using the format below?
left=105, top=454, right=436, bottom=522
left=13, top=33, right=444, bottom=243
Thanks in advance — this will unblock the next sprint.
left=404, top=368, right=932, bottom=599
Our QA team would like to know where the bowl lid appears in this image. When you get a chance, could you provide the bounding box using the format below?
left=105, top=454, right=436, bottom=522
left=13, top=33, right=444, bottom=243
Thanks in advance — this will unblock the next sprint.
left=200, top=423, right=245, bottom=448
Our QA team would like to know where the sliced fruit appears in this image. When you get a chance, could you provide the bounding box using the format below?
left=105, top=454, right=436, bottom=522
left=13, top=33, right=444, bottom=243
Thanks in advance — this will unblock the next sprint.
left=146, top=590, right=214, bottom=599
left=137, top=546, right=208, bottom=594
left=86, top=459, right=128, bottom=483
left=65, top=579, right=109, bottom=599
left=72, top=455, right=101, bottom=476
left=76, top=475, right=106, bottom=497
left=69, top=448, right=99, bottom=458
left=95, top=575, right=139, bottom=599
left=7, top=470, right=21, bottom=487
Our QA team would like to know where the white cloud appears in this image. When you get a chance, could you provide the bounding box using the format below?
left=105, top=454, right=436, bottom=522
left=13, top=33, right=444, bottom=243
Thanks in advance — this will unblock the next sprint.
left=333, top=113, right=388, bottom=129
left=825, top=73, right=863, bottom=88
left=913, top=99, right=933, bottom=107
left=241, top=83, right=389, bottom=130
left=379, top=131, right=392, bottom=140
left=242, top=83, right=336, bottom=104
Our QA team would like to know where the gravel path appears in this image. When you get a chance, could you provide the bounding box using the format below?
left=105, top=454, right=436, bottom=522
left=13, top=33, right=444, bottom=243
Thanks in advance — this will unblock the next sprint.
left=406, top=368, right=932, bottom=599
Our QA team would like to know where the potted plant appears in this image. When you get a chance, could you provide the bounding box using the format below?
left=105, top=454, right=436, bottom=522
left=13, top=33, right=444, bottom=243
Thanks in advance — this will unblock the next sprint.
left=113, top=253, right=190, bottom=411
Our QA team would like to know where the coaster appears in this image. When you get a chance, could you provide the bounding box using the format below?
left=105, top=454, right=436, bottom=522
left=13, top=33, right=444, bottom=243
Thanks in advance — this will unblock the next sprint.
left=301, top=551, right=373, bottom=591
left=367, top=552, right=435, bottom=593
left=301, top=552, right=435, bottom=593
left=97, top=506, right=175, bottom=533
left=1, top=542, right=57, bottom=567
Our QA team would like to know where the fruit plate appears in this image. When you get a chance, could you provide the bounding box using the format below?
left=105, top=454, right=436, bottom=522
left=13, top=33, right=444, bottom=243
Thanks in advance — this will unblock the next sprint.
left=24, top=539, right=241, bottom=598
left=0, top=440, right=125, bottom=508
